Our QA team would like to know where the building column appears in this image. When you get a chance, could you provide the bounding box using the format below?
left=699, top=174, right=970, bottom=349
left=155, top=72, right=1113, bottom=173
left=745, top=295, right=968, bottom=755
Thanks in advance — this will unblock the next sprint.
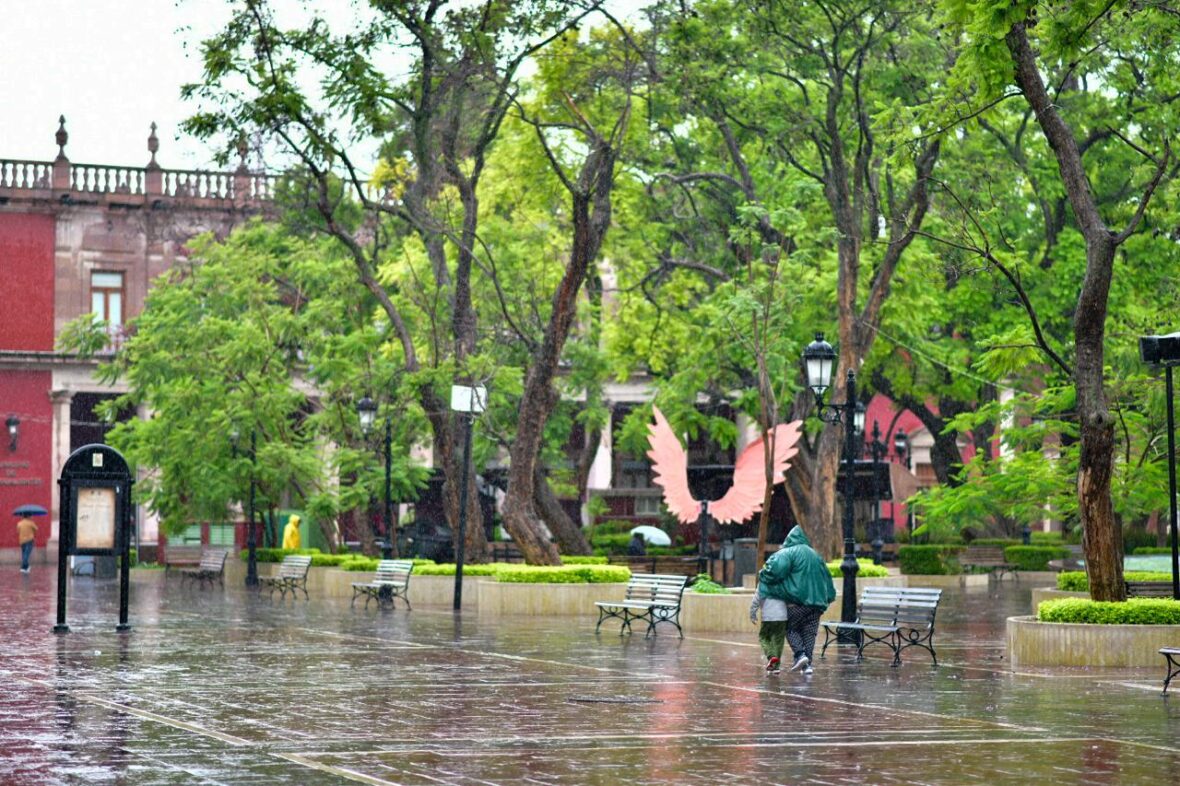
left=48, top=389, right=73, bottom=543
left=584, top=406, right=614, bottom=525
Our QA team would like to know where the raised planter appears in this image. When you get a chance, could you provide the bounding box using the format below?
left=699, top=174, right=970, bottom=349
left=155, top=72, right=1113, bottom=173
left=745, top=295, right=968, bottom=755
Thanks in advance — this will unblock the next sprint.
left=478, top=580, right=625, bottom=616
left=1007, top=615, right=1180, bottom=667
left=901, top=573, right=988, bottom=588
left=1030, top=587, right=1086, bottom=608
left=681, top=590, right=756, bottom=633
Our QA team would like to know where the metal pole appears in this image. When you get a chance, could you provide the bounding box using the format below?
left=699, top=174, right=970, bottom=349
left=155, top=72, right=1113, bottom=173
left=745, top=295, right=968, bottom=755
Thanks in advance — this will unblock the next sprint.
left=117, top=493, right=131, bottom=631
left=384, top=417, right=394, bottom=560
left=1167, top=366, right=1179, bottom=601
left=246, top=430, right=258, bottom=587
left=840, top=370, right=860, bottom=629
left=454, top=413, right=473, bottom=611
left=870, top=422, right=884, bottom=565
left=53, top=477, right=70, bottom=633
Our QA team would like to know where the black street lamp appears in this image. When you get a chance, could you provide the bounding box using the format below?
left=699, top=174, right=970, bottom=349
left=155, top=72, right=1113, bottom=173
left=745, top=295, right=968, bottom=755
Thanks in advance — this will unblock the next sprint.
left=357, top=396, right=395, bottom=560
left=866, top=420, right=888, bottom=564
left=450, top=383, right=487, bottom=611
left=802, top=332, right=861, bottom=632
left=231, top=426, right=259, bottom=587
left=1140, top=331, right=1180, bottom=600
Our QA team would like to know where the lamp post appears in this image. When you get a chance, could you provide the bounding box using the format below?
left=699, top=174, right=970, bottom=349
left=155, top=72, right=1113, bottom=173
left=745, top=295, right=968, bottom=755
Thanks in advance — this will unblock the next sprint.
left=356, top=397, right=394, bottom=560
left=6, top=415, right=19, bottom=452
left=802, top=333, right=861, bottom=631
left=450, top=383, right=487, bottom=611
left=231, top=426, right=258, bottom=587
left=894, top=428, right=913, bottom=534
left=866, top=420, right=888, bottom=564
left=1139, top=331, right=1180, bottom=600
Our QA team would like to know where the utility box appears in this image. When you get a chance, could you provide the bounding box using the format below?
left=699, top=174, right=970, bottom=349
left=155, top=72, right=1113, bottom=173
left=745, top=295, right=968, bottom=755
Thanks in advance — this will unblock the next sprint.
left=733, top=538, right=759, bottom=587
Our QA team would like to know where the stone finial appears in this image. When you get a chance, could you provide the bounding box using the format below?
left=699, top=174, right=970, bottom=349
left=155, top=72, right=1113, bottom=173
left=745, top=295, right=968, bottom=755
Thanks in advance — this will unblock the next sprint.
left=236, top=136, right=249, bottom=173
left=147, top=122, right=160, bottom=168
left=55, top=115, right=68, bottom=160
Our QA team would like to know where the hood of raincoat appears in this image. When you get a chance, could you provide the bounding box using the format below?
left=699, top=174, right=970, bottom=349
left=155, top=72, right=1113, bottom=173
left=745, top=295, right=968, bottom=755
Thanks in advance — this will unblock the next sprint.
left=783, top=525, right=810, bottom=549
left=757, top=525, right=836, bottom=608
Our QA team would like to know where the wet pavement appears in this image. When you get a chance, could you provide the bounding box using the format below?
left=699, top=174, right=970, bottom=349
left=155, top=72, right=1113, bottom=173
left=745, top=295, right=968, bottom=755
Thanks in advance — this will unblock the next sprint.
left=2, top=569, right=1179, bottom=785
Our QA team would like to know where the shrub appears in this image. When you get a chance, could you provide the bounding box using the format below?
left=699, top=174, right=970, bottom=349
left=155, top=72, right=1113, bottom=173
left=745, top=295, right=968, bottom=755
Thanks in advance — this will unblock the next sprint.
left=310, top=553, right=352, bottom=567
left=1123, top=529, right=1157, bottom=554
left=1057, top=570, right=1173, bottom=592
left=1030, top=531, right=1063, bottom=545
left=1037, top=597, right=1180, bottom=625
left=494, top=565, right=631, bottom=583
left=687, top=574, right=729, bottom=593
left=560, top=555, right=609, bottom=565
left=341, top=557, right=379, bottom=572
left=414, top=562, right=514, bottom=577
left=590, top=533, right=633, bottom=552
left=1132, top=547, right=1173, bottom=555
left=648, top=545, right=696, bottom=556
left=898, top=545, right=962, bottom=574
left=1004, top=545, right=1069, bottom=571
left=971, top=538, right=1020, bottom=547
left=593, top=520, right=640, bottom=535
left=825, top=559, right=890, bottom=578
left=240, top=547, right=320, bottom=563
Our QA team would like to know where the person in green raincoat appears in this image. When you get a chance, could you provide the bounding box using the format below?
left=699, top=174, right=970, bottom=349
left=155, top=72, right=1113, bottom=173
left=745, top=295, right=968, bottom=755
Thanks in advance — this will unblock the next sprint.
left=755, top=525, right=836, bottom=673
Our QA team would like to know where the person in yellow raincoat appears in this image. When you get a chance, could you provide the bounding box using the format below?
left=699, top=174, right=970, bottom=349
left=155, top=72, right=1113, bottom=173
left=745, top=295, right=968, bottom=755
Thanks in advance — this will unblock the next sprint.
left=282, top=515, right=302, bottom=550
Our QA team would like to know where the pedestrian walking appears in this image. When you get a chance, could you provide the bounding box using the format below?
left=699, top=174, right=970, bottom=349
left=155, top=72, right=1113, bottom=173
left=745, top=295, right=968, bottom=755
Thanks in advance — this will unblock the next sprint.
left=749, top=576, right=789, bottom=674
left=282, top=514, right=302, bottom=550
left=756, top=525, right=836, bottom=675
left=16, top=515, right=37, bottom=573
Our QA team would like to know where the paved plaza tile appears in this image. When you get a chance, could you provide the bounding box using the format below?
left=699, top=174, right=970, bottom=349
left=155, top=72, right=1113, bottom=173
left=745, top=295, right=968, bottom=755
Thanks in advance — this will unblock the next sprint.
left=1, top=568, right=1178, bottom=784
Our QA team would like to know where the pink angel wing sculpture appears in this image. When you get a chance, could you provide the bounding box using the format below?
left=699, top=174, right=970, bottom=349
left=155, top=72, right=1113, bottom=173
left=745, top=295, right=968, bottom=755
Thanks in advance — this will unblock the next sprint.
left=646, top=407, right=804, bottom=526
left=707, top=420, right=803, bottom=524
left=646, top=407, right=701, bottom=524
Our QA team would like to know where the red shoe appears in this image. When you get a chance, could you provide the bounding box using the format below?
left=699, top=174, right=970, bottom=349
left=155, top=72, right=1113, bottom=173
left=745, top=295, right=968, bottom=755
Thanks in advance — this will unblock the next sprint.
left=766, top=657, right=781, bottom=674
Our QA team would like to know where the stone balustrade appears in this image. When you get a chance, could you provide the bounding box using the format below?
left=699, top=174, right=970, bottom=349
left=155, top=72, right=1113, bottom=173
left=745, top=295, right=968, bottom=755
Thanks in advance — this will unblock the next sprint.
left=0, top=117, right=275, bottom=210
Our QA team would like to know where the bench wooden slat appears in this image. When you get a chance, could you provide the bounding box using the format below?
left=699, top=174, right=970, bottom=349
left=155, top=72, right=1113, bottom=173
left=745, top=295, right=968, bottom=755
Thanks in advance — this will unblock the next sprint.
left=259, top=555, right=312, bottom=600
left=820, top=586, right=942, bottom=666
left=351, top=559, right=414, bottom=610
left=176, top=548, right=229, bottom=589
left=595, top=573, right=688, bottom=638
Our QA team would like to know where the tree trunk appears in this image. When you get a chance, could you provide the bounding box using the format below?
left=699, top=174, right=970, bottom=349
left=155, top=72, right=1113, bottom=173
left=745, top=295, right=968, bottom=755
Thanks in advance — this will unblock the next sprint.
left=1006, top=22, right=1127, bottom=601
left=501, top=134, right=621, bottom=564
left=533, top=465, right=592, bottom=555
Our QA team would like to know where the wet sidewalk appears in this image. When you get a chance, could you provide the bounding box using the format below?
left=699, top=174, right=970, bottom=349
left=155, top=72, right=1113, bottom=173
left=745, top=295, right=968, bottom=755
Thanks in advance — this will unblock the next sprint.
left=1, top=569, right=1178, bottom=784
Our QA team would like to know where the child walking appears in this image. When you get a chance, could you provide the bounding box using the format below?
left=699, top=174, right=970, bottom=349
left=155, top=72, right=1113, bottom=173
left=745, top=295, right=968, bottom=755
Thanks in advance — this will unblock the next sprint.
left=749, top=580, right=789, bottom=674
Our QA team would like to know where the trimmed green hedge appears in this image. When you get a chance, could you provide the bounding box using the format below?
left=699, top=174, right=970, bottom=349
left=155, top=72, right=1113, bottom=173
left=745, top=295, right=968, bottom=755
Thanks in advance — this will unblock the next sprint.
left=1004, top=545, right=1069, bottom=571
left=899, top=545, right=962, bottom=574
left=1057, top=570, right=1173, bottom=592
left=970, top=538, right=1019, bottom=547
left=239, top=547, right=321, bottom=563
left=338, top=557, right=436, bottom=572
left=1132, top=547, right=1173, bottom=555
left=1037, top=597, right=1180, bottom=625
left=826, top=559, right=890, bottom=578
left=560, top=555, right=609, bottom=565
left=687, top=574, right=729, bottom=593
left=590, top=533, right=634, bottom=551
left=414, top=562, right=512, bottom=576
left=494, top=565, right=631, bottom=583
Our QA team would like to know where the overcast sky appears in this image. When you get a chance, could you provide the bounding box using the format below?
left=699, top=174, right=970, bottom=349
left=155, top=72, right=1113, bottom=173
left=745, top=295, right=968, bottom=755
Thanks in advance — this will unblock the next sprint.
left=0, top=0, right=647, bottom=172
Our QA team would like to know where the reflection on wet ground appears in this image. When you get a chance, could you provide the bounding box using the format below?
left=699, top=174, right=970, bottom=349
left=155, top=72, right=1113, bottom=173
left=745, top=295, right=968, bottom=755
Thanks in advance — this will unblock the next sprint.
left=1, top=568, right=1178, bottom=784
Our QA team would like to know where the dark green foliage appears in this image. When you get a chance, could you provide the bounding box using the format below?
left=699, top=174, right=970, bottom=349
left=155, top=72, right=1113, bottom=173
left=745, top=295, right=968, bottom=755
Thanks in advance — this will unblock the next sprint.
left=687, top=574, right=728, bottom=593
left=1133, top=547, right=1176, bottom=555
left=559, top=556, right=609, bottom=565
left=899, top=545, right=963, bottom=575
left=590, top=533, right=634, bottom=552
left=1004, top=546, right=1070, bottom=571
left=1123, top=529, right=1158, bottom=554
left=1038, top=598, right=1180, bottom=625
left=239, top=547, right=320, bottom=563
left=970, top=538, right=1020, bottom=547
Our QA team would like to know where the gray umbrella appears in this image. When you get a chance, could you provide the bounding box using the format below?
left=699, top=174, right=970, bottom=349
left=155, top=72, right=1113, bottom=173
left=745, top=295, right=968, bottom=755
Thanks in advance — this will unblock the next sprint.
left=12, top=504, right=47, bottom=517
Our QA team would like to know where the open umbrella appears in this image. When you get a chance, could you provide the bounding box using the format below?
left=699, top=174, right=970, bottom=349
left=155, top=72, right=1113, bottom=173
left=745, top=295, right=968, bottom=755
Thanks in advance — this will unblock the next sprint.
left=629, top=525, right=671, bottom=546
left=12, top=504, right=47, bottom=517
